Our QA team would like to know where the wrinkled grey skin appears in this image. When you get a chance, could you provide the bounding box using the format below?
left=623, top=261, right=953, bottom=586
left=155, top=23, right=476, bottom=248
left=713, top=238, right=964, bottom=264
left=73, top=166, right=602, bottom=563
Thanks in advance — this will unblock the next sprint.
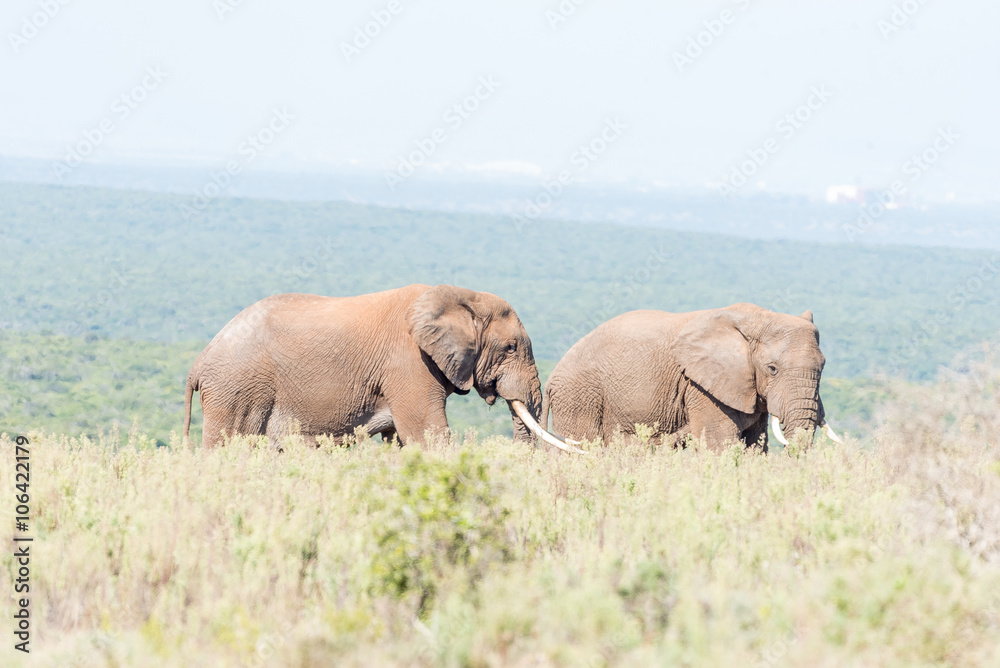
left=545, top=304, right=828, bottom=451
left=184, top=284, right=544, bottom=448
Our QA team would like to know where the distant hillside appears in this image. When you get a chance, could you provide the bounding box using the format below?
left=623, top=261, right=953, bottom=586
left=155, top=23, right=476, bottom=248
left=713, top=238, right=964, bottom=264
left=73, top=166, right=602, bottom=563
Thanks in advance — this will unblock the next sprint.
left=3, top=156, right=998, bottom=249
left=2, top=181, right=998, bottom=383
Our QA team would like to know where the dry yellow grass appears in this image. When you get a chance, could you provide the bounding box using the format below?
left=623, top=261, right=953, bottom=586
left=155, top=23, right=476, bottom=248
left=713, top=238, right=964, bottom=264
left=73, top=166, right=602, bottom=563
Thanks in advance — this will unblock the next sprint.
left=3, top=358, right=1000, bottom=667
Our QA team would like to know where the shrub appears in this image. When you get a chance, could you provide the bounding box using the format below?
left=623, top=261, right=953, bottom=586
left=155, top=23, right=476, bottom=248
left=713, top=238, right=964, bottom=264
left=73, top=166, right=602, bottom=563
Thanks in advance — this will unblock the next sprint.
left=878, top=347, right=1000, bottom=563
left=363, top=448, right=514, bottom=614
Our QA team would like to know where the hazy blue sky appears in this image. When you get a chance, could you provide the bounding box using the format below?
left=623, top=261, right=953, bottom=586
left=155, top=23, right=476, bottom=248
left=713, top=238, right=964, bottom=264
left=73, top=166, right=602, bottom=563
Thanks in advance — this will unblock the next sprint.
left=2, top=0, right=997, bottom=201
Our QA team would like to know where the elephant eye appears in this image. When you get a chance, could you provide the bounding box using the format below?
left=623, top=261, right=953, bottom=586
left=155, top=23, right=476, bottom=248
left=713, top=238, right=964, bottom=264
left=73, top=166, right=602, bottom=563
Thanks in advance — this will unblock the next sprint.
left=767, top=365, right=778, bottom=376
left=507, top=342, right=517, bottom=354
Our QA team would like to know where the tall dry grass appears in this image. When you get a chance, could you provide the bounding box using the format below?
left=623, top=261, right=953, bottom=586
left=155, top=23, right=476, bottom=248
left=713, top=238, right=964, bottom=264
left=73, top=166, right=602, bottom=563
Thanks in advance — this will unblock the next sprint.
left=877, top=345, right=1000, bottom=564
left=1, top=354, right=999, bottom=667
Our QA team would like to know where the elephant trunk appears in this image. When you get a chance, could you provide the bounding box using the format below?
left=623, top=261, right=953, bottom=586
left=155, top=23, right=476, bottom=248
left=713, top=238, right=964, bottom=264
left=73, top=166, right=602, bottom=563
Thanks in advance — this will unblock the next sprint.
left=772, top=396, right=845, bottom=445
left=782, top=398, right=821, bottom=439
left=502, top=372, right=587, bottom=454
left=770, top=370, right=822, bottom=445
left=507, top=373, right=543, bottom=444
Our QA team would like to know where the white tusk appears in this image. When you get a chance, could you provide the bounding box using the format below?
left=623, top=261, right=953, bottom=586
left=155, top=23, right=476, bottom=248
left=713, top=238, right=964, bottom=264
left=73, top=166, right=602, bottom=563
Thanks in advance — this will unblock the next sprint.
left=770, top=414, right=789, bottom=446
left=511, top=400, right=587, bottom=455
left=821, top=421, right=843, bottom=444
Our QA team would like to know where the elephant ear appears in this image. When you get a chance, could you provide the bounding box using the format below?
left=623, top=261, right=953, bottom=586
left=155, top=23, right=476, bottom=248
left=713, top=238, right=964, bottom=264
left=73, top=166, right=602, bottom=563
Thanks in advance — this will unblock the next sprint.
left=407, top=285, right=479, bottom=391
left=670, top=310, right=757, bottom=415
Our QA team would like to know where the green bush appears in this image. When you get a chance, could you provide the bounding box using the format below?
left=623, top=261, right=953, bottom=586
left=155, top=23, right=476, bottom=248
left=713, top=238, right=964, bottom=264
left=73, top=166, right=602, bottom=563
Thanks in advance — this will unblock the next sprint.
left=363, top=448, right=513, bottom=614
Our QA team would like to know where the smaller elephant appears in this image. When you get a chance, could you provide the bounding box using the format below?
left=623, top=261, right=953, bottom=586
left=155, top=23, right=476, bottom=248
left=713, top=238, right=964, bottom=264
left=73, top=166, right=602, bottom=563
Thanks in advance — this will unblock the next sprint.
left=544, top=303, right=842, bottom=451
left=183, top=284, right=582, bottom=452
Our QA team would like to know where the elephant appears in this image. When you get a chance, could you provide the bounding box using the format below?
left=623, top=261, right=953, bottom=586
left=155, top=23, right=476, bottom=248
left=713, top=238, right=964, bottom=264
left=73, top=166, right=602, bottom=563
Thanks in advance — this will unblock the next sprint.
left=183, top=284, right=582, bottom=451
left=543, top=303, right=842, bottom=451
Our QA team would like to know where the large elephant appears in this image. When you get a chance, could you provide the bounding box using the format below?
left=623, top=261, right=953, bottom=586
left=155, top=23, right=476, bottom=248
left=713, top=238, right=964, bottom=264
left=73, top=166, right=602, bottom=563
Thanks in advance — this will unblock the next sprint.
left=183, top=284, right=580, bottom=451
left=544, top=303, right=841, bottom=451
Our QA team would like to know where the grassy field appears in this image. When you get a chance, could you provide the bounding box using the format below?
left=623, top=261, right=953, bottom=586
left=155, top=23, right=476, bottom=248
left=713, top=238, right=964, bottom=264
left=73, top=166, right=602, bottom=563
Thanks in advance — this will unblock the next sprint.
left=2, top=357, right=999, bottom=667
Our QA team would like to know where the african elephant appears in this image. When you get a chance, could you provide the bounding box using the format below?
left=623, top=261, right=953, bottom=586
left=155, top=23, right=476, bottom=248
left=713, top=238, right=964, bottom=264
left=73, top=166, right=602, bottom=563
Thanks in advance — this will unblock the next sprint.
left=544, top=303, right=841, bottom=451
left=183, top=284, right=581, bottom=451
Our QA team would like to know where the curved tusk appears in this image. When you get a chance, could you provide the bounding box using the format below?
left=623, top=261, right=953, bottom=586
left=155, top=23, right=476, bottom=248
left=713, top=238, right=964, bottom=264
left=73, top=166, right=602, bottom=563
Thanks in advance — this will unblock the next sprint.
left=510, top=400, right=587, bottom=455
left=770, top=414, right=789, bottom=446
left=821, top=421, right=843, bottom=444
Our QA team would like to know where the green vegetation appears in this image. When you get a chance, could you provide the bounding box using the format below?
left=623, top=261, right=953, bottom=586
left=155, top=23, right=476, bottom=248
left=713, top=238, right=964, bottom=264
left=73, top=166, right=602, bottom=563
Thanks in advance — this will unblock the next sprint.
left=0, top=331, right=199, bottom=442
left=365, top=449, right=513, bottom=614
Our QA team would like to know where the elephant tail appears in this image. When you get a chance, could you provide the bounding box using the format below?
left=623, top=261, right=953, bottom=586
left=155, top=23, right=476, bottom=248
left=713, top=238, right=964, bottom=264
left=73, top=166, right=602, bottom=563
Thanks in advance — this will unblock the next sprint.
left=183, top=369, right=199, bottom=441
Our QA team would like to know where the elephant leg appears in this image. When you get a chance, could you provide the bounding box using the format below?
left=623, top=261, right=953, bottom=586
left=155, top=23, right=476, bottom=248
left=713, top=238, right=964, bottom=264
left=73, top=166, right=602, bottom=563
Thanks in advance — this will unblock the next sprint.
left=741, top=414, right=768, bottom=453
left=683, top=385, right=742, bottom=452
left=195, top=387, right=227, bottom=448
left=199, top=393, right=242, bottom=448
left=388, top=399, right=450, bottom=446
left=554, top=411, right=602, bottom=444
left=601, top=419, right=621, bottom=447
left=397, top=418, right=450, bottom=446
left=549, top=385, right=604, bottom=444
left=201, top=414, right=225, bottom=449
left=266, top=427, right=320, bottom=450
left=264, top=404, right=300, bottom=449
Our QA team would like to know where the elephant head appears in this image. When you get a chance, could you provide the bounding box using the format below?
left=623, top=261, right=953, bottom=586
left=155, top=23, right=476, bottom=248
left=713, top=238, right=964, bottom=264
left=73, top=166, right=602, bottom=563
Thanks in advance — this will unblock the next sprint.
left=671, top=304, right=841, bottom=447
left=407, top=285, right=584, bottom=453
